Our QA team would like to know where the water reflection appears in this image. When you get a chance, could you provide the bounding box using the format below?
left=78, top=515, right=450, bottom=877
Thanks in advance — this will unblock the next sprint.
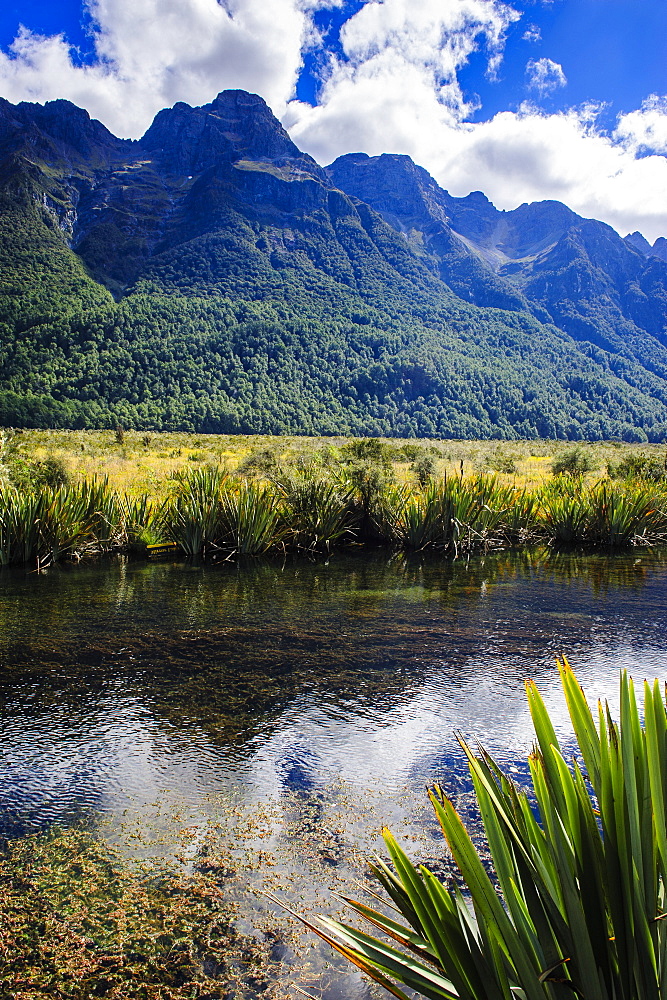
left=0, top=548, right=666, bottom=832
left=1, top=548, right=666, bottom=994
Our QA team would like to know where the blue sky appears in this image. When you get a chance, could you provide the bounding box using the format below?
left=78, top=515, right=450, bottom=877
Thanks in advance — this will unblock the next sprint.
left=0, top=0, right=665, bottom=240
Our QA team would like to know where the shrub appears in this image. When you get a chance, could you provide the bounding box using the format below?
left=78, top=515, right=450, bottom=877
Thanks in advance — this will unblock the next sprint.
left=7, top=454, right=70, bottom=490
left=236, top=447, right=279, bottom=477
left=287, top=661, right=667, bottom=1000
left=343, top=437, right=394, bottom=469
left=551, top=447, right=594, bottom=476
left=487, top=448, right=518, bottom=474
left=608, top=451, right=667, bottom=482
left=411, top=454, right=437, bottom=487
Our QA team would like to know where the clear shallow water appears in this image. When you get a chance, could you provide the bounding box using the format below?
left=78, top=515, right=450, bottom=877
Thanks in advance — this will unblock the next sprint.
left=1, top=548, right=666, bottom=995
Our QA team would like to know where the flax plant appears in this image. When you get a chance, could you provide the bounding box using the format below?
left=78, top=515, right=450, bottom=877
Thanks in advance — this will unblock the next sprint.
left=118, top=493, right=163, bottom=549
left=587, top=481, right=663, bottom=546
left=380, top=483, right=449, bottom=551
left=285, top=660, right=667, bottom=1000
left=0, top=487, right=43, bottom=565
left=162, top=467, right=227, bottom=556
left=274, top=471, right=356, bottom=553
left=76, top=476, right=119, bottom=549
left=218, top=480, right=284, bottom=555
left=538, top=478, right=592, bottom=544
left=39, top=485, right=96, bottom=564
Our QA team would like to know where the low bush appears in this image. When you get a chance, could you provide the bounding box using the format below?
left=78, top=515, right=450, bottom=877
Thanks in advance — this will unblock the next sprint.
left=608, top=451, right=667, bottom=482
left=551, top=447, right=595, bottom=476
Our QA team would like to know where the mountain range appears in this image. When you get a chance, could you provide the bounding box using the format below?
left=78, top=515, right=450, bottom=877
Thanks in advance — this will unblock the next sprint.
left=1, top=88, right=667, bottom=440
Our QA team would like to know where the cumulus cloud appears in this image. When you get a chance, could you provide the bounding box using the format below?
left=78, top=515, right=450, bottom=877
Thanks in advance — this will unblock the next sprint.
left=291, top=95, right=667, bottom=243
left=525, top=56, right=566, bottom=95
left=285, top=3, right=667, bottom=242
left=615, top=94, right=667, bottom=155
left=288, top=0, right=519, bottom=160
left=0, top=0, right=325, bottom=138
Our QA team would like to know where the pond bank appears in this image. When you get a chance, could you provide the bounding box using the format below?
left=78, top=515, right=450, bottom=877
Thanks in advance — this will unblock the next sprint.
left=1, top=468, right=667, bottom=568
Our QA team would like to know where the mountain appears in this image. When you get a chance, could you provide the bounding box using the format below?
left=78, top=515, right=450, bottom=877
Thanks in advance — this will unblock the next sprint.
left=328, top=153, right=667, bottom=355
left=625, top=231, right=667, bottom=264
left=1, top=89, right=667, bottom=440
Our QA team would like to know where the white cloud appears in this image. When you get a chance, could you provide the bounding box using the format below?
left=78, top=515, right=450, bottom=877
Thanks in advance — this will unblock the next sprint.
left=438, top=107, right=667, bottom=243
left=287, top=0, right=520, bottom=160
left=522, top=23, right=541, bottom=43
left=526, top=56, right=566, bottom=95
left=285, top=4, right=667, bottom=243
left=291, top=96, right=667, bottom=243
left=615, top=95, right=667, bottom=155
left=0, top=0, right=323, bottom=138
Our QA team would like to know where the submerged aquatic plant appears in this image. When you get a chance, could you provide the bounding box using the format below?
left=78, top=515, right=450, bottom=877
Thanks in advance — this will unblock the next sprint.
left=0, top=827, right=272, bottom=998
left=285, top=660, right=667, bottom=1000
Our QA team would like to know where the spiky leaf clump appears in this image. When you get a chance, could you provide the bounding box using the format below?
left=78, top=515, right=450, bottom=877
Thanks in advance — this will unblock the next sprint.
left=287, top=660, right=667, bottom=1000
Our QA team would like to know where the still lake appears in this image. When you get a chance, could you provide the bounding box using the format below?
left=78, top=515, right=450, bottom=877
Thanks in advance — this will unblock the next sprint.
left=1, top=547, right=666, bottom=995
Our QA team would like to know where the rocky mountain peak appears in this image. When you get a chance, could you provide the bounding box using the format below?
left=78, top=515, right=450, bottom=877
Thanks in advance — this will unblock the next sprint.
left=140, top=89, right=324, bottom=179
left=327, top=151, right=448, bottom=226
left=653, top=237, right=667, bottom=263
left=624, top=230, right=667, bottom=264
left=0, top=96, right=123, bottom=163
left=625, top=230, right=654, bottom=255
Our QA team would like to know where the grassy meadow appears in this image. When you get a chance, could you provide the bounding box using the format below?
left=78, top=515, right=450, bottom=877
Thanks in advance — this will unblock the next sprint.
left=3, top=428, right=666, bottom=498
left=1, top=428, right=666, bottom=567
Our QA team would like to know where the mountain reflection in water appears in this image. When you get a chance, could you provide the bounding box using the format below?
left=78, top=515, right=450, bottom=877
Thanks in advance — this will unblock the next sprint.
left=0, top=547, right=666, bottom=834
left=0, top=548, right=666, bottom=995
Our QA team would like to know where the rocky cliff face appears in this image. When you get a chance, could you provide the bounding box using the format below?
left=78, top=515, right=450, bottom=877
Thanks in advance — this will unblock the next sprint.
left=141, top=90, right=325, bottom=180
left=0, top=90, right=344, bottom=294
left=328, top=149, right=667, bottom=351
left=327, top=152, right=533, bottom=313
left=625, top=230, right=667, bottom=264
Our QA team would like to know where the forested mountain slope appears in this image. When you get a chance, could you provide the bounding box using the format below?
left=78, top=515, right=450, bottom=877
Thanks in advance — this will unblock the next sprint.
left=1, top=89, right=666, bottom=440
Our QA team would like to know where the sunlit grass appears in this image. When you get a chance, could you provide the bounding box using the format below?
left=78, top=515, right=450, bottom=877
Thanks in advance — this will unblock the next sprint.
left=5, top=430, right=666, bottom=498
left=1, top=431, right=666, bottom=565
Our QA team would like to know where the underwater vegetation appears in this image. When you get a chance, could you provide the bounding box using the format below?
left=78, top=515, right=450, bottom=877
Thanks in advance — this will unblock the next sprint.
left=283, top=660, right=667, bottom=1000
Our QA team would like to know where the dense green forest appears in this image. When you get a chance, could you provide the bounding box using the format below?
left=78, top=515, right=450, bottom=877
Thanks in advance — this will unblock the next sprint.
left=2, top=91, right=667, bottom=440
